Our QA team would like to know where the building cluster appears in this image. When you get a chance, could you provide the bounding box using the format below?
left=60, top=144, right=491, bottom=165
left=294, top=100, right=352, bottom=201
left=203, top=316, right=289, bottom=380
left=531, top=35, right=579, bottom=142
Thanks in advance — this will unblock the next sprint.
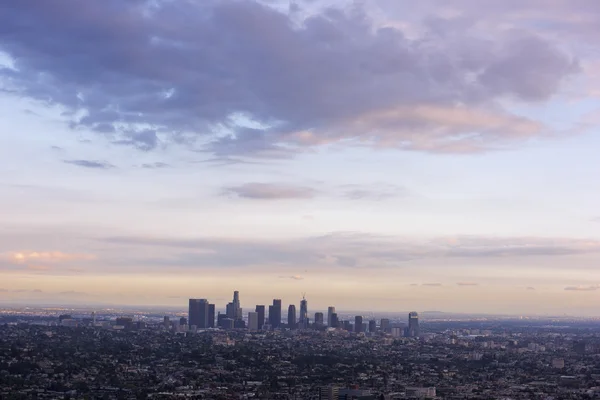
left=188, top=291, right=420, bottom=339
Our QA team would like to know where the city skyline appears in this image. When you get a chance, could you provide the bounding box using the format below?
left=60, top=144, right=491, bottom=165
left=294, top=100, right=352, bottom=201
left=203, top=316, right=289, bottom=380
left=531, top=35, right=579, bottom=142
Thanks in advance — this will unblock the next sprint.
left=1, top=1, right=600, bottom=316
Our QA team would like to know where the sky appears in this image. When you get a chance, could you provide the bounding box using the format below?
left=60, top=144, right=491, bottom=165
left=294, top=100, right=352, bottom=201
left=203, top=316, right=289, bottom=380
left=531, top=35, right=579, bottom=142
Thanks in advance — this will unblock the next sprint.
left=1, top=0, right=600, bottom=316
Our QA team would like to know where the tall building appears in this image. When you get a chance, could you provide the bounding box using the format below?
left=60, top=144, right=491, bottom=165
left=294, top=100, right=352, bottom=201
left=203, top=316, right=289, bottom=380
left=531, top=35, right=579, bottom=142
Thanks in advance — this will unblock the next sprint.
left=330, top=312, right=339, bottom=328
left=207, top=303, right=215, bottom=328
left=287, top=304, right=297, bottom=329
left=314, top=312, right=324, bottom=325
left=232, top=290, right=242, bottom=320
left=248, top=312, right=259, bottom=331
left=355, top=316, right=363, bottom=333
left=269, top=299, right=282, bottom=328
left=318, top=385, right=340, bottom=400
left=226, top=302, right=235, bottom=319
left=369, top=320, right=377, bottom=333
left=255, top=305, right=265, bottom=330
left=299, top=295, right=308, bottom=329
left=327, top=306, right=336, bottom=326
left=380, top=318, right=391, bottom=333
left=189, top=299, right=209, bottom=328
left=406, top=311, right=419, bottom=337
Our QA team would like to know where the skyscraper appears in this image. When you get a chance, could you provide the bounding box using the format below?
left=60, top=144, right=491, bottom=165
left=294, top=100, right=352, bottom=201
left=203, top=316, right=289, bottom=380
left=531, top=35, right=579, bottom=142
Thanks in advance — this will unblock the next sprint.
left=327, top=306, right=336, bottom=326
left=255, top=305, right=265, bottom=330
left=355, top=315, right=363, bottom=333
left=248, top=312, right=258, bottom=331
left=314, top=312, right=324, bottom=325
left=369, top=320, right=377, bottom=333
left=406, top=311, right=419, bottom=337
left=207, top=303, right=215, bottom=328
left=270, top=299, right=282, bottom=328
left=299, top=295, right=308, bottom=329
left=330, top=313, right=339, bottom=328
left=380, top=318, right=391, bottom=333
left=287, top=304, right=297, bottom=329
left=189, top=298, right=209, bottom=328
left=232, top=290, right=242, bottom=320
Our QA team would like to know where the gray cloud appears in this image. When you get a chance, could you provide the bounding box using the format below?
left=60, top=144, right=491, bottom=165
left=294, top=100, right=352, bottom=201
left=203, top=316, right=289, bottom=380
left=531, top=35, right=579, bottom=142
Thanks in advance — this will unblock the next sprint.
left=0, top=0, right=579, bottom=157
left=63, top=160, right=115, bottom=169
left=341, top=184, right=408, bottom=201
left=422, top=283, right=442, bottom=287
left=141, top=162, right=170, bottom=169
left=456, top=282, right=478, bottom=286
left=279, top=275, right=304, bottom=280
left=59, top=290, right=88, bottom=296
left=526, top=287, right=536, bottom=290
left=101, top=233, right=600, bottom=270
left=224, top=182, right=317, bottom=199
left=564, top=285, right=599, bottom=291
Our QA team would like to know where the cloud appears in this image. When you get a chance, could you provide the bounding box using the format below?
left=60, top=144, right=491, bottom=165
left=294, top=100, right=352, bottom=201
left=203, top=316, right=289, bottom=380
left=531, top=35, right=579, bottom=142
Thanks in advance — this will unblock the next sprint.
left=409, top=283, right=419, bottom=287
left=0, top=0, right=579, bottom=157
left=63, top=160, right=115, bottom=169
left=32, top=289, right=44, bottom=293
left=101, top=233, right=600, bottom=270
left=141, top=162, right=170, bottom=169
left=422, top=283, right=443, bottom=287
left=279, top=275, right=304, bottom=280
left=4, top=251, right=96, bottom=264
left=526, top=287, right=536, bottom=291
left=224, top=182, right=317, bottom=199
left=457, top=282, right=478, bottom=286
left=564, top=285, right=600, bottom=291
left=58, top=290, right=88, bottom=296
left=341, top=184, right=408, bottom=201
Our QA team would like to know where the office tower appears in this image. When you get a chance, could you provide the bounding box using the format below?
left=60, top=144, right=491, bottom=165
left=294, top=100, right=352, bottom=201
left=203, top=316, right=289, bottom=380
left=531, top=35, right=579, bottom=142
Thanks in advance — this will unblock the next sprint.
left=327, top=306, right=336, bottom=326
left=189, top=298, right=209, bottom=328
left=270, top=299, right=282, bottom=328
left=226, top=302, right=235, bottom=319
left=380, top=318, right=391, bottom=333
left=314, top=312, right=324, bottom=325
left=217, top=312, right=228, bottom=328
left=116, top=317, right=133, bottom=330
left=299, top=295, right=308, bottom=328
left=330, top=313, right=339, bottom=328
left=369, top=320, right=377, bottom=333
left=248, top=311, right=259, bottom=331
left=222, top=318, right=234, bottom=329
left=343, top=320, right=352, bottom=331
left=406, top=311, right=419, bottom=337
left=163, top=316, right=170, bottom=328
left=234, top=319, right=246, bottom=329
left=255, top=305, right=265, bottom=330
left=232, top=290, right=242, bottom=320
left=355, top=316, right=363, bottom=333
left=179, top=317, right=187, bottom=326
left=287, top=304, right=297, bottom=329
left=208, top=304, right=215, bottom=328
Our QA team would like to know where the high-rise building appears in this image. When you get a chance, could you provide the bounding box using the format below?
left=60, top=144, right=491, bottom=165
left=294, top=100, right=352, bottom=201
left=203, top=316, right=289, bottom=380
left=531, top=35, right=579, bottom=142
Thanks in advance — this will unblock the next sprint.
left=287, top=305, right=297, bottom=329
left=314, top=312, right=324, bottom=325
left=248, top=311, right=259, bottom=331
left=369, top=320, right=377, bottom=333
left=207, top=304, right=215, bottom=328
left=179, top=317, right=187, bottom=326
left=269, top=299, right=282, bottom=328
left=232, top=290, right=242, bottom=320
left=380, top=318, right=391, bottom=333
left=299, top=295, right=308, bottom=328
left=189, top=299, right=209, bottom=328
left=327, top=306, right=336, bottom=326
left=318, top=385, right=340, bottom=400
left=355, top=316, right=363, bottom=333
left=406, top=311, right=419, bottom=337
left=255, top=305, right=265, bottom=330
left=330, top=313, right=339, bottom=328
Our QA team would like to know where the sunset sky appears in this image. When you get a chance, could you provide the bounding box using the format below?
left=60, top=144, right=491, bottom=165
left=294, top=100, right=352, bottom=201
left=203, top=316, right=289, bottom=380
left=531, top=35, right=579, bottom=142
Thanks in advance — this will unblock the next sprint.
left=1, top=0, right=600, bottom=315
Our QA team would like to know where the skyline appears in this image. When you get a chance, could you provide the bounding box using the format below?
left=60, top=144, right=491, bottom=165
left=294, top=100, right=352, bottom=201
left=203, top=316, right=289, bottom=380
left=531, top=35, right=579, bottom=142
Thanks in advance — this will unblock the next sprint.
left=1, top=0, right=600, bottom=316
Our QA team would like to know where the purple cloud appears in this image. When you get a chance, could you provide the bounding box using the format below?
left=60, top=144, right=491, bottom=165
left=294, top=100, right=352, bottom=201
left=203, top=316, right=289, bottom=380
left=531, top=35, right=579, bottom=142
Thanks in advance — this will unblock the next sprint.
left=0, top=0, right=578, bottom=157
left=224, top=183, right=317, bottom=200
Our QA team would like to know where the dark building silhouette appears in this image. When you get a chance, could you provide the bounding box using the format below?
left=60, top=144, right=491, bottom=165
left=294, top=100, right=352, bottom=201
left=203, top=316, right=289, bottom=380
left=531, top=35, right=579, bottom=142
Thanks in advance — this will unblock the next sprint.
left=189, top=298, right=209, bottom=328
left=327, top=306, right=336, bottom=326
left=179, top=317, right=187, bottom=326
left=369, top=320, right=377, bottom=333
left=208, top=303, right=215, bottom=328
left=270, top=299, right=282, bottom=328
left=116, top=317, right=134, bottom=330
left=299, top=295, right=308, bottom=328
left=314, top=312, right=324, bottom=325
left=255, top=305, right=265, bottom=330
left=380, top=318, right=391, bottom=333
left=288, top=304, right=297, bottom=329
left=330, top=313, right=339, bottom=328
left=406, top=311, right=419, bottom=337
left=355, top=316, right=363, bottom=333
